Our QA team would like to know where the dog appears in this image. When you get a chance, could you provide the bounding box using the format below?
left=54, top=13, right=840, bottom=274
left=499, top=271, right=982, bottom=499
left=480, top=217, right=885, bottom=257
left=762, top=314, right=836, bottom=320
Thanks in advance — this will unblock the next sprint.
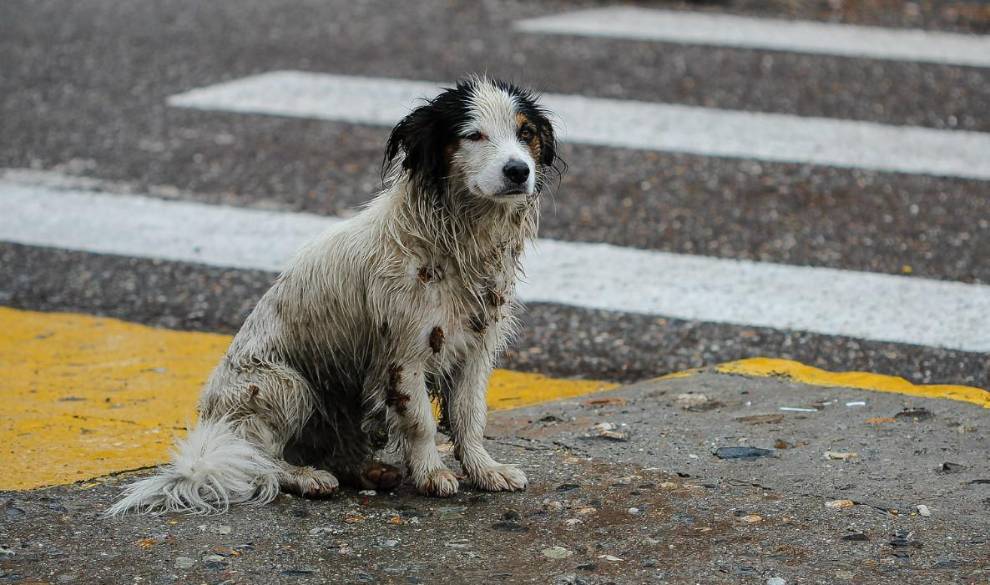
left=108, top=76, right=559, bottom=515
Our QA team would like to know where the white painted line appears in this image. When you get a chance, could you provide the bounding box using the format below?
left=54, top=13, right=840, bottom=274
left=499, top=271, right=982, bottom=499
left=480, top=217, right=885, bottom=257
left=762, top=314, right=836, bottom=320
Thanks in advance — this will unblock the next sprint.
left=168, top=71, right=990, bottom=181
left=516, top=7, right=990, bottom=68
left=2, top=170, right=989, bottom=352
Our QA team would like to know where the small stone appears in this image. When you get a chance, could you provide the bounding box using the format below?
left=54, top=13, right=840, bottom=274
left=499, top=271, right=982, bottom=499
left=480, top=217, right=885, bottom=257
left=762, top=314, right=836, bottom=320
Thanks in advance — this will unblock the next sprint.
left=841, top=532, right=870, bottom=542
left=382, top=539, right=399, bottom=547
left=344, top=513, right=366, bottom=523
left=542, top=546, right=574, bottom=559
left=564, top=518, right=582, bottom=527
left=599, top=554, right=624, bottom=561
left=576, top=507, right=597, bottom=515
left=676, top=393, right=709, bottom=409
left=916, top=504, right=931, bottom=517
left=0, top=546, right=14, bottom=559
left=824, top=451, right=858, bottom=461
left=203, top=554, right=225, bottom=563
left=739, top=514, right=763, bottom=524
left=174, top=557, right=196, bottom=569
left=659, top=482, right=678, bottom=489
left=628, top=507, right=641, bottom=515
left=825, top=499, right=855, bottom=510
left=767, top=578, right=786, bottom=585
left=216, top=525, right=232, bottom=535
left=358, top=490, right=377, bottom=496
left=544, top=500, right=564, bottom=512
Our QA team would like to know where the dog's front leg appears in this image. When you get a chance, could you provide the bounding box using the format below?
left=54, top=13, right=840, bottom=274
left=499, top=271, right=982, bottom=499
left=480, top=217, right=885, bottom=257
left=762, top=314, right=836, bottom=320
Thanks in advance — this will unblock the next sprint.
left=388, top=362, right=459, bottom=497
left=449, top=354, right=528, bottom=492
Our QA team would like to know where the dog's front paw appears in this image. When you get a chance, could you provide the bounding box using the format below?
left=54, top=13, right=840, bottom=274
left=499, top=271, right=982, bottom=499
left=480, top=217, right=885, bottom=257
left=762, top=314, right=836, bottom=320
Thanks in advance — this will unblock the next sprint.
left=416, top=468, right=459, bottom=497
left=470, top=464, right=528, bottom=492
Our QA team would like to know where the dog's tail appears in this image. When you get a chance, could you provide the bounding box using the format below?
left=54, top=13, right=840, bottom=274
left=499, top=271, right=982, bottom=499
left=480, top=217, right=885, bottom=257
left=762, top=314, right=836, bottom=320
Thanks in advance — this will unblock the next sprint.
left=105, top=418, right=281, bottom=516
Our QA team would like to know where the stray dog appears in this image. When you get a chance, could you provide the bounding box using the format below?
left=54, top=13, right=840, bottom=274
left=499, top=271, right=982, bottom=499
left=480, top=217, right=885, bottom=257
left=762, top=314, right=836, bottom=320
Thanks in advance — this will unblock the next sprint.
left=108, top=76, right=559, bottom=515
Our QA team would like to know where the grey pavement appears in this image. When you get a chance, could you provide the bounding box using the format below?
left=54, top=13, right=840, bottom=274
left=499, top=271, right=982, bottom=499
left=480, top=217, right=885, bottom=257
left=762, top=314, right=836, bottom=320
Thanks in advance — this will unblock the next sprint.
left=2, top=372, right=987, bottom=584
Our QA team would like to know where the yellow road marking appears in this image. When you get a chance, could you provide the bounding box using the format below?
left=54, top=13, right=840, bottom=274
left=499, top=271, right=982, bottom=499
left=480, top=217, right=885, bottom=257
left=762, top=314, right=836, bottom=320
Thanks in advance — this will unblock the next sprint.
left=715, top=357, right=989, bottom=408
left=3, top=307, right=986, bottom=491
left=0, top=307, right=615, bottom=490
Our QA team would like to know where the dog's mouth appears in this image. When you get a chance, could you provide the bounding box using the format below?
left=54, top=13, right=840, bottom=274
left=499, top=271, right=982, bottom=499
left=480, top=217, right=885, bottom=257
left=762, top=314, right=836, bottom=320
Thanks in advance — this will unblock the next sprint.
left=494, top=187, right=529, bottom=197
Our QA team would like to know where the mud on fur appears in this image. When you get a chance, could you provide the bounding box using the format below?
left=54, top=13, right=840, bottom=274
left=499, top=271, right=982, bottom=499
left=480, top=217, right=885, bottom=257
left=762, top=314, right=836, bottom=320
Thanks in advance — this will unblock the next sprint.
left=107, top=76, right=560, bottom=515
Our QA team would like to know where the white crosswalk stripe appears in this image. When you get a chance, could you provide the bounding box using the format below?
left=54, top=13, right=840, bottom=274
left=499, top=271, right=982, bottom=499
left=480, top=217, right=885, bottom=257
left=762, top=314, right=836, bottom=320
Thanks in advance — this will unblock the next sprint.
left=2, top=170, right=988, bottom=353
left=515, top=7, right=990, bottom=68
left=168, top=71, right=990, bottom=181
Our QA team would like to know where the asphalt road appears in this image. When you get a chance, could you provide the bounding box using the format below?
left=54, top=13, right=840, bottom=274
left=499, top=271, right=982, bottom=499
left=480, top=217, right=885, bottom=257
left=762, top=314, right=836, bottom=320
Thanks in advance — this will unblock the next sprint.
left=1, top=0, right=988, bottom=386
left=1, top=1, right=989, bottom=583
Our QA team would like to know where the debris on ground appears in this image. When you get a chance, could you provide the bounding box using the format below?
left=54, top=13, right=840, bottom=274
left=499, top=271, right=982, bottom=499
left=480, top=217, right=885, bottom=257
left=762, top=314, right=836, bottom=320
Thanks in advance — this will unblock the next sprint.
left=588, top=421, right=629, bottom=441
left=916, top=504, right=931, bottom=517
left=676, top=393, right=722, bottom=412
left=778, top=406, right=818, bottom=413
left=542, top=546, right=574, bottom=560
left=714, top=446, right=775, bottom=460
left=825, top=499, right=855, bottom=510
left=895, top=408, right=934, bottom=421
left=824, top=451, right=858, bottom=461
left=938, top=462, right=966, bottom=473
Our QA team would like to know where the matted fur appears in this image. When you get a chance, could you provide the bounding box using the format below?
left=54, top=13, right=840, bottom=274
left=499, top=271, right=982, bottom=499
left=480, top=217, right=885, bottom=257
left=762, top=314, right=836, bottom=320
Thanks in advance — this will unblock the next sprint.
left=108, top=76, right=560, bottom=515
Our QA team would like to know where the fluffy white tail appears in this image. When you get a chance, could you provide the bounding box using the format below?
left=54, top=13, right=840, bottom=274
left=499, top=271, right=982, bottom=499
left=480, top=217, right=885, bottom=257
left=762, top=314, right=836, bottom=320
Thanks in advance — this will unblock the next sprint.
left=106, top=418, right=280, bottom=516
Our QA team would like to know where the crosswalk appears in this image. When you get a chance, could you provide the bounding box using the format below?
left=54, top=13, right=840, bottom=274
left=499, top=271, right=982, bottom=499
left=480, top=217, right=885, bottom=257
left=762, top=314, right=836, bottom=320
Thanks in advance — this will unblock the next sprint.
left=3, top=171, right=988, bottom=352
left=169, top=71, right=990, bottom=180
left=515, top=6, right=990, bottom=68
left=3, top=4, right=988, bottom=389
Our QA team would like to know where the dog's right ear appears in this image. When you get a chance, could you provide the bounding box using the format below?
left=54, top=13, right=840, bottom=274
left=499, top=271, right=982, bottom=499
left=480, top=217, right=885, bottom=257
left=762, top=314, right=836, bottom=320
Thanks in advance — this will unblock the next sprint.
left=383, top=101, right=451, bottom=194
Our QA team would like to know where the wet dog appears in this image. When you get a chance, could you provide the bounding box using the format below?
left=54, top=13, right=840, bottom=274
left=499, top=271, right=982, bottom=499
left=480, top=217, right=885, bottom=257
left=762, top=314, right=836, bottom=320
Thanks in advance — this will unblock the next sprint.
left=109, top=76, right=559, bottom=514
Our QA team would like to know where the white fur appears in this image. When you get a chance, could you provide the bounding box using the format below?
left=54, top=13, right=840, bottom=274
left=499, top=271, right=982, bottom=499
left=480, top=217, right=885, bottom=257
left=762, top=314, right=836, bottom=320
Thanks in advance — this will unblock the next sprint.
left=105, top=418, right=280, bottom=516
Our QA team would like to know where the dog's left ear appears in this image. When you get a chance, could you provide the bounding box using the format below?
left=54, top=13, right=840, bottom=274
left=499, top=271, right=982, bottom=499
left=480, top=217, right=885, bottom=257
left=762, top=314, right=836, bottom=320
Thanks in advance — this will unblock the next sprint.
left=537, top=117, right=557, bottom=169
left=383, top=102, right=451, bottom=193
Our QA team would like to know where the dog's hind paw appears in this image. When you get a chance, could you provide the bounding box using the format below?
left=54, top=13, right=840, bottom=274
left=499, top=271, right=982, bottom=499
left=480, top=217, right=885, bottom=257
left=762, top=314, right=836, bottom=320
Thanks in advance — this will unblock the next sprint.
left=360, top=462, right=403, bottom=491
left=470, top=464, right=528, bottom=492
left=416, top=468, right=459, bottom=497
left=282, top=466, right=339, bottom=498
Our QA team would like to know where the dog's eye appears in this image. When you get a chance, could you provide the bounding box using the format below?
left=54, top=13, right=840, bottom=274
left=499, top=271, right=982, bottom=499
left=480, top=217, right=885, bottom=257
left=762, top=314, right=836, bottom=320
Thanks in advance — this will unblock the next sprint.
left=464, top=131, right=486, bottom=142
left=518, top=126, right=535, bottom=142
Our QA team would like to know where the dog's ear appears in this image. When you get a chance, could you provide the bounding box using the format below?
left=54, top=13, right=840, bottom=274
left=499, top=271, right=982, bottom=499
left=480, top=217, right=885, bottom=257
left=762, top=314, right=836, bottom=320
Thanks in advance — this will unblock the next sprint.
left=383, top=102, right=451, bottom=194
left=537, top=117, right=557, bottom=169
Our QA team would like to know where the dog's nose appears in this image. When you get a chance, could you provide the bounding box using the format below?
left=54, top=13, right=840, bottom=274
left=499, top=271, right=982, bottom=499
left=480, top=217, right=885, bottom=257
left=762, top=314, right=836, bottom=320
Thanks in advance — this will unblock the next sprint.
left=502, top=160, right=530, bottom=185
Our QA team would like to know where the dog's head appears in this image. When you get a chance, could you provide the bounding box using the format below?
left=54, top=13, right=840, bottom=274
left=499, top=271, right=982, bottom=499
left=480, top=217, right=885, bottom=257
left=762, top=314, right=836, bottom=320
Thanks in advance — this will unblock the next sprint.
left=384, top=77, right=559, bottom=202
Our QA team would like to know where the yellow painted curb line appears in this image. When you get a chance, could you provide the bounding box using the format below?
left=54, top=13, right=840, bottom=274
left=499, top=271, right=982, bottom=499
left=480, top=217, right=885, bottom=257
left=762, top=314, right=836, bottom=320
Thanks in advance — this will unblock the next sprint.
left=715, top=357, right=989, bottom=409
left=0, top=306, right=615, bottom=490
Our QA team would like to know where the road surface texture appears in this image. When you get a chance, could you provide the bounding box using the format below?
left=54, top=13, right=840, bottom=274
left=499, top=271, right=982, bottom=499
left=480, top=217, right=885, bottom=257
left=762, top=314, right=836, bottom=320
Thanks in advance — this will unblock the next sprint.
left=2, top=372, right=988, bottom=584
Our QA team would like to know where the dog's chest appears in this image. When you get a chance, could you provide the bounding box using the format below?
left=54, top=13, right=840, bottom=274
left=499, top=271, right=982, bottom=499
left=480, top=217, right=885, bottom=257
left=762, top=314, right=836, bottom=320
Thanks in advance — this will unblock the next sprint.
left=404, top=252, right=516, bottom=363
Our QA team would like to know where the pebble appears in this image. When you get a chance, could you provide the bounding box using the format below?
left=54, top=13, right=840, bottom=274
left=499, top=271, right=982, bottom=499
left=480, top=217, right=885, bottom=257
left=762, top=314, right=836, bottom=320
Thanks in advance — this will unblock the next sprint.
left=599, top=554, right=624, bottom=562
left=381, top=539, right=399, bottom=547
left=203, top=554, right=226, bottom=563
left=916, top=505, right=932, bottom=517
left=542, top=546, right=574, bottom=560
left=564, top=518, right=582, bottom=527
left=739, top=514, right=763, bottom=524
left=173, top=556, right=196, bottom=569
left=215, top=524, right=232, bottom=535
left=0, top=546, right=14, bottom=559
left=627, top=507, right=641, bottom=515
left=825, top=499, right=855, bottom=510
left=767, top=578, right=786, bottom=585
left=358, top=490, right=377, bottom=496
